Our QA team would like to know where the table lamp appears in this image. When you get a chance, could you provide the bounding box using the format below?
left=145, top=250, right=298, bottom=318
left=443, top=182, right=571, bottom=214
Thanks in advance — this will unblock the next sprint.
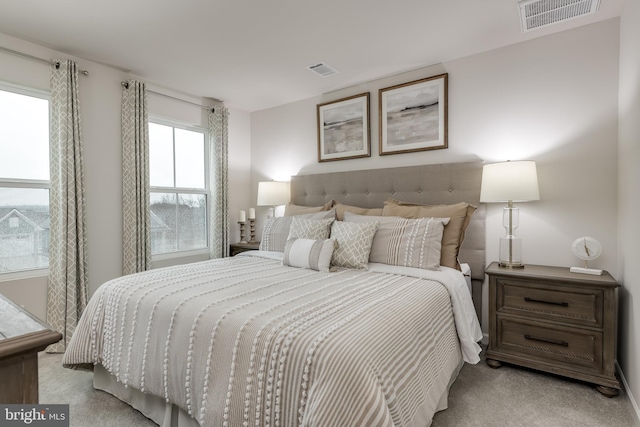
left=257, top=181, right=290, bottom=217
left=480, top=160, right=540, bottom=268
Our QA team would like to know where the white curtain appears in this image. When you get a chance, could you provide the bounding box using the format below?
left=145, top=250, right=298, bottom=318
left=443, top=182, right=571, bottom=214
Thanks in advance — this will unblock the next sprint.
left=208, top=106, right=229, bottom=259
left=121, top=80, right=151, bottom=274
left=46, top=59, right=89, bottom=353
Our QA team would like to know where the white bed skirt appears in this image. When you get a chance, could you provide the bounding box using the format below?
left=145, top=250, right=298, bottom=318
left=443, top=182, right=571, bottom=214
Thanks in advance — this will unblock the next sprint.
left=93, top=359, right=463, bottom=427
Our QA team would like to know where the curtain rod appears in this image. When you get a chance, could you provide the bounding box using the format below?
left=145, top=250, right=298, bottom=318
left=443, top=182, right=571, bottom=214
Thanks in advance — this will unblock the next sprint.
left=0, top=45, right=90, bottom=75
left=121, top=81, right=218, bottom=112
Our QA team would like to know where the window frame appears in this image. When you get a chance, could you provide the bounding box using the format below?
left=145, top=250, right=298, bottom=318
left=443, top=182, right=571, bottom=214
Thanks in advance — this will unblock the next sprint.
left=148, top=116, right=210, bottom=260
left=0, top=81, right=51, bottom=280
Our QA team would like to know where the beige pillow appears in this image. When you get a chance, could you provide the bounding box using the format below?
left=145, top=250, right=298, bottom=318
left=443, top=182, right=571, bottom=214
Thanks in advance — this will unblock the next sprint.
left=334, top=201, right=383, bottom=221
left=344, top=212, right=449, bottom=270
left=284, top=200, right=334, bottom=216
left=382, top=199, right=476, bottom=270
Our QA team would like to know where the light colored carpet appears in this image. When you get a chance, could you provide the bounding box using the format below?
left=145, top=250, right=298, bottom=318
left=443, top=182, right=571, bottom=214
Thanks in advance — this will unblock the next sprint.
left=38, top=350, right=639, bottom=427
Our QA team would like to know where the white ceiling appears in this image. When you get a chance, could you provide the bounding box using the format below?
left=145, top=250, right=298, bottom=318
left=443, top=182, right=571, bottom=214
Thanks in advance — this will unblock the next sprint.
left=0, top=0, right=625, bottom=112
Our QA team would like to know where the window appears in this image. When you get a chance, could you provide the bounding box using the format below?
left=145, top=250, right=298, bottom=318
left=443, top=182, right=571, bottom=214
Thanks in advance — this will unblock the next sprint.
left=0, top=83, right=50, bottom=274
left=149, top=120, right=208, bottom=256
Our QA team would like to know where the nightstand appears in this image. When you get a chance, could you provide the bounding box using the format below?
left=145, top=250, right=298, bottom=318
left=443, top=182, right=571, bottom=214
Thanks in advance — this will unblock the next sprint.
left=230, top=242, right=260, bottom=256
left=485, top=262, right=620, bottom=396
left=0, top=294, right=62, bottom=403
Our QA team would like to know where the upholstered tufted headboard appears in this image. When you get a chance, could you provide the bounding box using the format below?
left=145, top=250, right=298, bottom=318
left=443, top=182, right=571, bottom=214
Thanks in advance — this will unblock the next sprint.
left=290, top=162, right=486, bottom=318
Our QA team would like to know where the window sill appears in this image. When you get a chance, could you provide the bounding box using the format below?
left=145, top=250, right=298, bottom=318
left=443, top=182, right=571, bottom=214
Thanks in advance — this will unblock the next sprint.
left=0, top=268, right=48, bottom=283
left=151, top=248, right=209, bottom=262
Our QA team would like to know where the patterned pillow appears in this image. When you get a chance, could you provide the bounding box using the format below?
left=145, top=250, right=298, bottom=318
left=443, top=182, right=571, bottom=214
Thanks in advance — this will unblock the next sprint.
left=330, top=221, right=379, bottom=269
left=344, top=212, right=449, bottom=270
left=382, top=199, right=476, bottom=270
left=288, top=218, right=334, bottom=240
left=259, top=209, right=336, bottom=252
left=283, top=238, right=336, bottom=272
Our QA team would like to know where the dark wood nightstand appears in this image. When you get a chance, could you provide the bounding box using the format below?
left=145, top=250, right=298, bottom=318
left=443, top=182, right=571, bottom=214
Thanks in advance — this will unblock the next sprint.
left=230, top=242, right=260, bottom=256
left=0, top=294, right=62, bottom=403
left=485, top=262, right=620, bottom=396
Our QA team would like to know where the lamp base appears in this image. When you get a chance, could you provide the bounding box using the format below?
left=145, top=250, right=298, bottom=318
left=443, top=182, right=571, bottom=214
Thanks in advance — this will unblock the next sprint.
left=499, top=261, right=525, bottom=269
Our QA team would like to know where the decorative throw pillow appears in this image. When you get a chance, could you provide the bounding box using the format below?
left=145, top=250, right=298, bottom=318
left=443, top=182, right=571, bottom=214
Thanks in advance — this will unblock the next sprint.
left=382, top=199, right=476, bottom=270
left=344, top=212, right=449, bottom=270
left=288, top=218, right=334, bottom=240
left=334, top=201, right=383, bottom=221
left=259, top=210, right=336, bottom=252
left=284, top=200, right=334, bottom=216
left=329, top=221, right=379, bottom=269
left=282, top=238, right=336, bottom=272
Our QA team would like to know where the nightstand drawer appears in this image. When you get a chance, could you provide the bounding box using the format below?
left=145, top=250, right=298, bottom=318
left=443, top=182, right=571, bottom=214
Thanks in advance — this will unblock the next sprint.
left=497, top=317, right=602, bottom=372
left=497, top=278, right=603, bottom=327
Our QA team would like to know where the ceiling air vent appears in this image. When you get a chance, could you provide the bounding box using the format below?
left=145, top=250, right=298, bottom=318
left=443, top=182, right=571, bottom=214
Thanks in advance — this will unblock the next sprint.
left=306, top=63, right=338, bottom=78
left=518, top=0, right=601, bottom=32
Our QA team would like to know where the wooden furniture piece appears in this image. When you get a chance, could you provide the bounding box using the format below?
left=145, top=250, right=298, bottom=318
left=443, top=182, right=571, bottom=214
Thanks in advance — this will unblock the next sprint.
left=485, top=263, right=620, bottom=396
left=230, top=241, right=260, bottom=256
left=0, top=294, right=62, bottom=403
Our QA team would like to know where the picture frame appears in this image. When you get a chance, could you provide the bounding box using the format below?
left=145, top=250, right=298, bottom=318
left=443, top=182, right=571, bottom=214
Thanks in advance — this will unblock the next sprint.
left=317, top=92, right=370, bottom=162
left=379, top=73, right=448, bottom=155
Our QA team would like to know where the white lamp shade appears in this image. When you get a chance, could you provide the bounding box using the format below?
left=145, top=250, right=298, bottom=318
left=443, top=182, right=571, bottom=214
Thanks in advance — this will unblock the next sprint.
left=480, top=161, right=540, bottom=203
left=257, top=181, right=290, bottom=206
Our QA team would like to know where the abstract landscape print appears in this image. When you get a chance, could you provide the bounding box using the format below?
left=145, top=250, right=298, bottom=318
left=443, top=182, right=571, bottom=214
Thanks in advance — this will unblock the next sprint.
left=379, top=74, right=448, bottom=155
left=317, top=92, right=370, bottom=162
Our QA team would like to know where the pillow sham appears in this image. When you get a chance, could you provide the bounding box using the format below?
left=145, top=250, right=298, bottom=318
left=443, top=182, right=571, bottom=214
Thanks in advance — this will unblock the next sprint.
left=288, top=217, right=334, bottom=240
left=282, top=238, right=336, bottom=272
left=334, top=201, right=383, bottom=221
left=259, top=209, right=336, bottom=252
left=344, top=212, right=449, bottom=270
left=330, top=220, right=379, bottom=270
left=284, top=200, right=334, bottom=216
left=381, top=199, right=476, bottom=270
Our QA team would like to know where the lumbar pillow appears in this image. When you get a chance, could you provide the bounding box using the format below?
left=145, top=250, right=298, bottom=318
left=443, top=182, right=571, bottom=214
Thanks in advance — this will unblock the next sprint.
left=282, top=238, right=336, bottom=272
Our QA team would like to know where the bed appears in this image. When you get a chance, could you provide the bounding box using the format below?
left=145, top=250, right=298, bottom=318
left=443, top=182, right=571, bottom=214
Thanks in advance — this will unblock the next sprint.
left=63, top=162, right=485, bottom=427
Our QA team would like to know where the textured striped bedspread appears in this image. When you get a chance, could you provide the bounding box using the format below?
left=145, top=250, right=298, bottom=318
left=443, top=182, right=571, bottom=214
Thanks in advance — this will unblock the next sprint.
left=63, top=254, right=480, bottom=427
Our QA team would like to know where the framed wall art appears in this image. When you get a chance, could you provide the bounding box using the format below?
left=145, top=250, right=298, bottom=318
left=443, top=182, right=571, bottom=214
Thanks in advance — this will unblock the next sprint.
left=379, top=73, right=448, bottom=155
left=317, top=92, right=370, bottom=162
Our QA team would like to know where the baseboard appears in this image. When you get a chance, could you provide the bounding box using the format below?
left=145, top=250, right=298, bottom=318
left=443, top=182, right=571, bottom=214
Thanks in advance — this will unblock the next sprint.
left=481, top=332, right=489, bottom=346
left=616, top=361, right=640, bottom=424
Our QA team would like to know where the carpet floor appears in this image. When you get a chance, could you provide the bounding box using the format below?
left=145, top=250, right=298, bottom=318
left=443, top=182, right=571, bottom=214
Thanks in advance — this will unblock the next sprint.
left=38, top=350, right=639, bottom=426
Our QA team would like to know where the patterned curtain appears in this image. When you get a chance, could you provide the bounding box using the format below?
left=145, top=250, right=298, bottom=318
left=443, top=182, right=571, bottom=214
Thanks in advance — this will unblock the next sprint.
left=208, top=106, right=229, bottom=259
left=121, top=80, right=150, bottom=274
left=46, top=59, right=89, bottom=353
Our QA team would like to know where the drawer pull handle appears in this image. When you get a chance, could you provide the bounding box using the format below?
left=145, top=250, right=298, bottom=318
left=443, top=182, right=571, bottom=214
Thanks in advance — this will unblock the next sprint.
left=524, top=334, right=569, bottom=347
left=524, top=297, right=568, bottom=307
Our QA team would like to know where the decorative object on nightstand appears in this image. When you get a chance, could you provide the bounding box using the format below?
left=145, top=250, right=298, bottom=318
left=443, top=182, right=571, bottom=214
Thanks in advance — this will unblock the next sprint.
left=570, top=236, right=603, bottom=275
left=238, top=210, right=247, bottom=243
left=248, top=219, right=257, bottom=243
left=485, top=262, right=620, bottom=397
left=230, top=242, right=260, bottom=256
left=257, top=181, right=290, bottom=218
left=480, top=160, right=540, bottom=268
left=0, top=294, right=62, bottom=403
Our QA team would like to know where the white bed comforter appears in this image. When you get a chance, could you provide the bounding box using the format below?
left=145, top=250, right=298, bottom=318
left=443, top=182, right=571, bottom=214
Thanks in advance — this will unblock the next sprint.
left=63, top=253, right=482, bottom=427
